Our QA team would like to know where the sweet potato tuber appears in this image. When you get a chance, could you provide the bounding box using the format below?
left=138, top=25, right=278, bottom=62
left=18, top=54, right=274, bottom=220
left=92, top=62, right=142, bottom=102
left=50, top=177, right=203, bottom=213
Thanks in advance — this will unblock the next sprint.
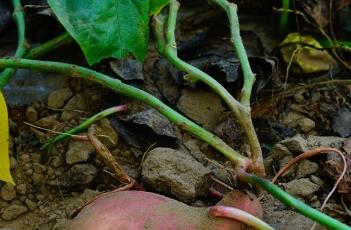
left=70, top=190, right=262, bottom=230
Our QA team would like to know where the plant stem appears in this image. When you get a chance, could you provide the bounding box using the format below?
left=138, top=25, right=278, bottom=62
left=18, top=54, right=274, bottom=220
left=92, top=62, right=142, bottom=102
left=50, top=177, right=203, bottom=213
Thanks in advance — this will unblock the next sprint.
left=209, top=205, right=274, bottom=230
left=154, top=1, right=265, bottom=176
left=42, top=105, right=127, bottom=149
left=239, top=172, right=351, bottom=230
left=0, top=0, right=27, bottom=89
left=280, top=0, right=290, bottom=34
left=25, top=33, right=73, bottom=59
left=210, top=0, right=255, bottom=107
left=0, top=58, right=250, bottom=169
left=210, top=0, right=264, bottom=176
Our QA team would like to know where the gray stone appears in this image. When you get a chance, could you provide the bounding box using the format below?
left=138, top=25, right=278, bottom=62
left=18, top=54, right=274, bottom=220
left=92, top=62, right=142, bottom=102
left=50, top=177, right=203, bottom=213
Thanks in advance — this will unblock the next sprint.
left=283, top=178, right=320, bottom=197
left=1, top=204, right=28, bottom=220
left=47, top=87, right=73, bottom=109
left=52, top=164, right=97, bottom=188
left=66, top=140, right=95, bottom=165
left=296, top=160, right=319, bottom=178
left=141, top=147, right=211, bottom=203
left=0, top=184, right=16, bottom=201
left=305, top=135, right=345, bottom=149
left=281, top=134, right=308, bottom=152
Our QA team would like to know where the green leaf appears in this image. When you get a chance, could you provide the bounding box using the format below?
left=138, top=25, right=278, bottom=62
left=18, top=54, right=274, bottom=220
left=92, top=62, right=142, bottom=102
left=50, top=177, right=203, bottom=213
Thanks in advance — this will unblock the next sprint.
left=0, top=92, right=14, bottom=185
left=150, top=0, right=169, bottom=15
left=47, top=0, right=150, bottom=65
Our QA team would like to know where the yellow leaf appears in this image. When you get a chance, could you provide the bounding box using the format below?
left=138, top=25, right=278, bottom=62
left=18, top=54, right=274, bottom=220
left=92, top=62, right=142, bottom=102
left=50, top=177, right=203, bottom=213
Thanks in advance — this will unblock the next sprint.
left=0, top=91, right=14, bottom=184
left=279, top=33, right=337, bottom=74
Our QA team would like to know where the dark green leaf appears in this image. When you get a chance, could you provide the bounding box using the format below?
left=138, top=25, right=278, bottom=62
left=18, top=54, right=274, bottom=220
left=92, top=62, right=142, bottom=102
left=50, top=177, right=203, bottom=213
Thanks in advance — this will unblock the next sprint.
left=150, top=0, right=169, bottom=15
left=48, top=0, right=150, bottom=65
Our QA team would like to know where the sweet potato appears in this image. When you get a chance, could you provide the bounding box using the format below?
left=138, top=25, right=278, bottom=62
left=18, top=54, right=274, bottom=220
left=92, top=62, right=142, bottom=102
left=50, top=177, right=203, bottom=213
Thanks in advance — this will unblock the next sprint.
left=70, top=190, right=262, bottom=230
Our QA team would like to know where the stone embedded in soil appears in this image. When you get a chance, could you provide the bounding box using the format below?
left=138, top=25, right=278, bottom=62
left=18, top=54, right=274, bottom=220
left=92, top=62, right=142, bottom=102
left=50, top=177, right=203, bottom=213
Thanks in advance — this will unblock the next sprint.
left=281, top=112, right=305, bottom=127
left=270, top=143, right=293, bottom=160
left=282, top=178, right=320, bottom=197
left=177, top=89, right=225, bottom=130
left=281, top=134, right=346, bottom=153
left=305, top=135, right=346, bottom=149
left=24, top=198, right=37, bottom=211
left=279, top=156, right=296, bottom=178
left=0, top=184, right=17, bottom=201
left=26, top=106, right=38, bottom=123
left=281, top=134, right=308, bottom=152
left=35, top=114, right=59, bottom=129
left=51, top=164, right=97, bottom=188
left=47, top=87, right=73, bottom=109
left=16, top=184, right=27, bottom=195
left=61, top=94, right=88, bottom=121
left=295, top=160, right=319, bottom=179
left=141, top=147, right=211, bottom=203
left=298, top=118, right=315, bottom=133
left=1, top=204, right=28, bottom=221
left=66, top=140, right=95, bottom=165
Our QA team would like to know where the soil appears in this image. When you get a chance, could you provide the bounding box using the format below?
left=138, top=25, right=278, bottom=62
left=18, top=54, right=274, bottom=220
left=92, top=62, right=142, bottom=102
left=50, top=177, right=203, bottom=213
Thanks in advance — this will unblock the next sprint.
left=1, top=0, right=351, bottom=229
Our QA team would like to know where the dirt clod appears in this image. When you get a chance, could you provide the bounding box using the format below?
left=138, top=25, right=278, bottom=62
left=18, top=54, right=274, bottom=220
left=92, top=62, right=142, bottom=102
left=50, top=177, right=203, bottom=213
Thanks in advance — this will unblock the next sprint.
left=1, top=205, right=28, bottom=221
left=47, top=87, right=73, bottom=109
left=282, top=178, right=320, bottom=198
left=141, top=147, right=211, bottom=203
left=0, top=184, right=16, bottom=202
left=66, top=140, right=95, bottom=165
left=296, top=160, right=319, bottom=179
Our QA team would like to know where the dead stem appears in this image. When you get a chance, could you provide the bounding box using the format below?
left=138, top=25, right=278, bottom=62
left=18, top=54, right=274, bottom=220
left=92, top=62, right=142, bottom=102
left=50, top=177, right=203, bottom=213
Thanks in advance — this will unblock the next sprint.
left=87, top=125, right=131, bottom=185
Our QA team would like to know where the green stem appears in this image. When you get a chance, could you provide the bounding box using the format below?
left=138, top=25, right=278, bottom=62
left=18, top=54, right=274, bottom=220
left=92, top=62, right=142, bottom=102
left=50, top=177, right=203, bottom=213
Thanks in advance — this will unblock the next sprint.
left=210, top=0, right=263, bottom=176
left=0, top=0, right=27, bottom=89
left=240, top=172, right=351, bottom=230
left=154, top=1, right=265, bottom=176
left=280, top=0, right=290, bottom=34
left=211, top=0, right=255, bottom=107
left=42, top=105, right=127, bottom=149
left=0, top=58, right=250, bottom=169
left=25, top=33, right=73, bottom=59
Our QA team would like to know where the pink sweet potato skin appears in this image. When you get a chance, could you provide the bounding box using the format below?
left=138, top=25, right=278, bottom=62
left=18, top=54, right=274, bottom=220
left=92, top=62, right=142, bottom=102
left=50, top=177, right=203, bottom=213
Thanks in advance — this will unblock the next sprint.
left=69, top=190, right=262, bottom=230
